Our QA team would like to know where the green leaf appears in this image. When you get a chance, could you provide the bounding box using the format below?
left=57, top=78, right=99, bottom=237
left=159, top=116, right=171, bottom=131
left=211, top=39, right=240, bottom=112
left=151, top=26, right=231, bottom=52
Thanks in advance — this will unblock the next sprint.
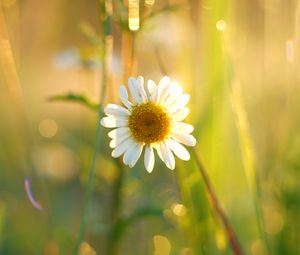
left=48, top=93, right=99, bottom=111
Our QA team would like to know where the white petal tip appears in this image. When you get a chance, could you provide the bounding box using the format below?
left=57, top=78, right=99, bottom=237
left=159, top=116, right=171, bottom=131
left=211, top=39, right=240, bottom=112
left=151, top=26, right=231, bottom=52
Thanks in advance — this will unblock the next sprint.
left=100, top=118, right=105, bottom=127
left=168, top=165, right=175, bottom=170
left=183, top=155, right=190, bottom=161
left=146, top=166, right=154, bottom=173
left=111, top=150, right=121, bottom=158
left=111, top=153, right=118, bottom=158
left=128, top=77, right=136, bottom=84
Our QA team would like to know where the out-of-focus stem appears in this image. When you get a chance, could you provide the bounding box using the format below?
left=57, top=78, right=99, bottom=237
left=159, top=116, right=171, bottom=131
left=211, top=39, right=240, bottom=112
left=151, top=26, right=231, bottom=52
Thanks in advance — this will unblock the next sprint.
left=72, top=1, right=112, bottom=254
left=72, top=120, right=103, bottom=255
left=0, top=5, right=23, bottom=111
left=106, top=163, right=124, bottom=255
left=192, top=146, right=244, bottom=255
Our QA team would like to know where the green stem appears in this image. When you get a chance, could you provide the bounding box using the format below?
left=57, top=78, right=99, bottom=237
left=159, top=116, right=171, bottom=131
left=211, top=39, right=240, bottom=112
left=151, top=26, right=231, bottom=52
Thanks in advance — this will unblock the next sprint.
left=192, top=147, right=244, bottom=255
left=72, top=1, right=111, bottom=253
left=106, top=165, right=124, bottom=255
left=72, top=121, right=103, bottom=255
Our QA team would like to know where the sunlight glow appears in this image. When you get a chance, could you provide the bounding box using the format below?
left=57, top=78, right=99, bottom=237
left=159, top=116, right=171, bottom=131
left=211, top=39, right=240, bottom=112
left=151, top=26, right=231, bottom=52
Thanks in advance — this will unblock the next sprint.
left=129, top=0, right=140, bottom=31
left=216, top=20, right=227, bottom=31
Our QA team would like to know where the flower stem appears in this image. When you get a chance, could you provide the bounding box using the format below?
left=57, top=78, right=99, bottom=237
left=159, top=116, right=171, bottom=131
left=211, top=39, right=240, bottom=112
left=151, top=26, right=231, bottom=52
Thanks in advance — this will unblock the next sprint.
left=72, top=1, right=112, bottom=253
left=192, top=146, right=244, bottom=255
left=105, top=164, right=124, bottom=255
left=72, top=122, right=103, bottom=255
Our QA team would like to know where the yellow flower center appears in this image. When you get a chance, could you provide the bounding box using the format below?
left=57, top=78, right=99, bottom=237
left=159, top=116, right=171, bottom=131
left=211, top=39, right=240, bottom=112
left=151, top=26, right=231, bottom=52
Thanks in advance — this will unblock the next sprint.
left=128, top=102, right=170, bottom=144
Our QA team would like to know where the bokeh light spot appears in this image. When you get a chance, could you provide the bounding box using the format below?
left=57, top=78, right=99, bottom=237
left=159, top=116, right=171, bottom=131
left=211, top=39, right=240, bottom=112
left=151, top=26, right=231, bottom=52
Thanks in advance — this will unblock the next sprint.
left=216, top=20, right=227, bottom=31
left=250, top=240, right=267, bottom=255
left=264, top=207, right=284, bottom=235
left=215, top=229, right=227, bottom=251
left=33, top=144, right=78, bottom=182
left=79, top=242, right=96, bottom=255
left=38, top=119, right=58, bottom=138
left=154, top=235, right=171, bottom=255
left=172, top=203, right=187, bottom=217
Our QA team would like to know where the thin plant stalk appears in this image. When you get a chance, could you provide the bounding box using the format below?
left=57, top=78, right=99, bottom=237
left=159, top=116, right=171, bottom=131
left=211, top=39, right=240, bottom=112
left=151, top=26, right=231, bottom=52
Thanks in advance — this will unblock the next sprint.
left=72, top=1, right=111, bottom=253
left=220, top=30, right=270, bottom=253
left=72, top=123, right=103, bottom=255
left=230, top=80, right=270, bottom=254
left=192, top=147, right=244, bottom=255
left=106, top=164, right=125, bottom=255
left=105, top=30, right=137, bottom=255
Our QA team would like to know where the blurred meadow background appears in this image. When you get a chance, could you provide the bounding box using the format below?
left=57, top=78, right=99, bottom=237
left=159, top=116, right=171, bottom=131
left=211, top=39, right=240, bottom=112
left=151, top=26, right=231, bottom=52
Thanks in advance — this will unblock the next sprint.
left=1, top=0, right=300, bottom=254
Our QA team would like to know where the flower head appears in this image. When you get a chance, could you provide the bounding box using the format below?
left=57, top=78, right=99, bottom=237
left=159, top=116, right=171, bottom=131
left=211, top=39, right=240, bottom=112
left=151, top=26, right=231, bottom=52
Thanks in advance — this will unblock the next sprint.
left=100, top=76, right=196, bottom=172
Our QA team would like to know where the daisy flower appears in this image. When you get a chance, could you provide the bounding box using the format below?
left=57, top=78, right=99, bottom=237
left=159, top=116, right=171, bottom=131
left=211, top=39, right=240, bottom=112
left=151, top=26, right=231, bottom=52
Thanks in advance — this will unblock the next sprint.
left=100, top=76, right=196, bottom=172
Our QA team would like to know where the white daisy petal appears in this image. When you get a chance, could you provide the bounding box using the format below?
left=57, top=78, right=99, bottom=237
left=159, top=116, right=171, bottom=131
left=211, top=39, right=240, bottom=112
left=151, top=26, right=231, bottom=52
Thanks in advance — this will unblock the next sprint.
left=119, top=85, right=133, bottom=109
left=168, top=93, right=190, bottom=113
left=112, top=137, right=135, bottom=158
left=171, top=133, right=196, bottom=147
left=172, top=107, right=190, bottom=121
left=123, top=142, right=143, bottom=167
left=166, top=139, right=190, bottom=161
left=147, top=79, right=157, bottom=99
left=147, top=80, right=156, bottom=96
left=158, top=76, right=170, bottom=87
left=173, top=122, right=194, bottom=134
left=156, top=76, right=171, bottom=104
left=144, top=145, right=155, bottom=173
left=108, top=127, right=130, bottom=139
left=159, top=83, right=172, bottom=105
left=109, top=131, right=131, bottom=148
left=163, top=82, right=183, bottom=107
left=128, top=77, right=142, bottom=104
left=102, top=76, right=196, bottom=172
left=100, top=117, right=128, bottom=128
left=104, top=104, right=130, bottom=116
left=154, top=143, right=164, bottom=162
left=159, top=141, right=175, bottom=170
left=160, top=81, right=177, bottom=105
left=136, top=76, right=148, bottom=102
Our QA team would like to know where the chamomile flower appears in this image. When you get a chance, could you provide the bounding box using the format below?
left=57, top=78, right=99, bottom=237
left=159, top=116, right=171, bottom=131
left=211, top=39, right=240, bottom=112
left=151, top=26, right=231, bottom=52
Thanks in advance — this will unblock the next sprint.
left=100, top=76, right=196, bottom=172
